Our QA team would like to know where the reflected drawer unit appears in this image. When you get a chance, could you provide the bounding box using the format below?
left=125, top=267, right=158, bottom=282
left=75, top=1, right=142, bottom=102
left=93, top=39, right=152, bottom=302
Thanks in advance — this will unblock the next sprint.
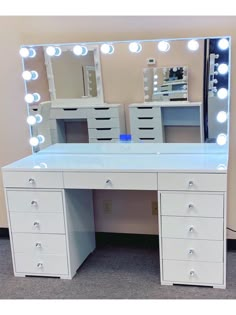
left=158, top=172, right=227, bottom=289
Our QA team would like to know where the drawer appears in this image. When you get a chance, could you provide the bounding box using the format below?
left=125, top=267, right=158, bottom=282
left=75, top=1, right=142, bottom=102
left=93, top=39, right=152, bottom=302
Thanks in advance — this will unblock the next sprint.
left=89, top=138, right=118, bottom=143
left=129, top=106, right=160, bottom=118
left=160, top=192, right=224, bottom=217
left=158, top=173, right=227, bottom=191
left=161, top=216, right=223, bottom=240
left=162, top=238, right=223, bottom=262
left=14, top=252, right=68, bottom=275
left=130, top=116, right=162, bottom=128
left=87, top=117, right=120, bottom=128
left=7, top=190, right=63, bottom=213
left=64, top=172, right=157, bottom=190
left=88, top=128, right=120, bottom=138
left=131, top=127, right=163, bottom=138
left=12, top=233, right=67, bottom=256
left=50, top=108, right=88, bottom=119
left=162, top=260, right=223, bottom=285
left=10, top=212, right=65, bottom=234
left=3, top=171, right=63, bottom=189
left=88, top=107, right=119, bottom=118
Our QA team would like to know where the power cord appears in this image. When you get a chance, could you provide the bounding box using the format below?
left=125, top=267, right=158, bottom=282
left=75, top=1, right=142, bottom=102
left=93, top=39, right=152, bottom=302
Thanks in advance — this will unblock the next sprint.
left=227, top=227, right=236, bottom=233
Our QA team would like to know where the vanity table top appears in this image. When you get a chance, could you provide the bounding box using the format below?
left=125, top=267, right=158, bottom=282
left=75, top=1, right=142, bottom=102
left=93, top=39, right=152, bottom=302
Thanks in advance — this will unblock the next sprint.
left=129, top=101, right=202, bottom=108
left=2, top=144, right=228, bottom=173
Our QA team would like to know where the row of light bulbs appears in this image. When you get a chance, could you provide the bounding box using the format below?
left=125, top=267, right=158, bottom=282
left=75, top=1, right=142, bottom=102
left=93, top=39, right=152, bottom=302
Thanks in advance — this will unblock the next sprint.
left=20, top=38, right=230, bottom=58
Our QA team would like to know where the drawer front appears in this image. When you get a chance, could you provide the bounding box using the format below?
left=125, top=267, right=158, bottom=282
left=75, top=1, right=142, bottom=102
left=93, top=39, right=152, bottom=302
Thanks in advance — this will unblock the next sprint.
left=10, top=212, right=65, bottom=234
left=161, top=216, right=223, bottom=240
left=129, top=106, right=160, bottom=118
left=14, top=253, right=68, bottom=275
left=87, top=117, right=120, bottom=128
left=3, top=171, right=63, bottom=189
left=50, top=108, right=88, bottom=119
left=88, top=107, right=119, bottom=118
left=64, top=172, right=157, bottom=190
left=162, top=238, right=223, bottom=262
left=131, top=127, right=163, bottom=138
left=12, top=233, right=67, bottom=256
left=160, top=192, right=224, bottom=217
left=158, top=173, right=227, bottom=191
left=162, top=260, right=223, bottom=285
left=7, top=191, right=63, bottom=213
left=88, top=128, right=120, bottom=138
left=130, top=116, right=162, bottom=128
left=89, top=138, right=118, bottom=143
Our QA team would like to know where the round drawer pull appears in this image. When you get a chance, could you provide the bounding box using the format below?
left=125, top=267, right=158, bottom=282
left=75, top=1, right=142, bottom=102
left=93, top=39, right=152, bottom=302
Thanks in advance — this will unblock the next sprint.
left=37, top=263, right=43, bottom=269
left=33, top=221, right=40, bottom=228
left=35, top=242, right=42, bottom=248
left=188, top=181, right=194, bottom=187
left=106, top=179, right=112, bottom=184
left=188, top=226, right=194, bottom=233
left=189, top=270, right=195, bottom=277
left=188, top=203, right=194, bottom=209
left=28, top=178, right=35, bottom=184
left=31, top=200, right=38, bottom=207
left=188, top=249, right=194, bottom=255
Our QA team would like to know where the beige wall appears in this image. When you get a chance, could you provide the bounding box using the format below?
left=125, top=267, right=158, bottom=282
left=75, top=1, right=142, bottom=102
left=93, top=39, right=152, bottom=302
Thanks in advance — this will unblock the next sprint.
left=0, top=16, right=235, bottom=238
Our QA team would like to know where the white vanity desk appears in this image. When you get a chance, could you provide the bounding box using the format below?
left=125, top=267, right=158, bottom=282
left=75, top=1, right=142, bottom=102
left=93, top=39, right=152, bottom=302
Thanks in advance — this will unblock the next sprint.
left=1, top=143, right=228, bottom=289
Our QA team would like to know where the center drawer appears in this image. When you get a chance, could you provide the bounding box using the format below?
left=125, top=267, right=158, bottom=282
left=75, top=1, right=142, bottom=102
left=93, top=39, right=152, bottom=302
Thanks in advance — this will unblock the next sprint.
left=10, top=212, right=65, bottom=234
left=63, top=172, right=157, bottom=190
left=7, top=190, right=63, bottom=213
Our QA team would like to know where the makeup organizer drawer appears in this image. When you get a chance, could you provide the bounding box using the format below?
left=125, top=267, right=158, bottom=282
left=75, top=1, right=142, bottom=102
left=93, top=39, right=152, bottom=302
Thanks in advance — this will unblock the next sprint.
left=159, top=172, right=226, bottom=288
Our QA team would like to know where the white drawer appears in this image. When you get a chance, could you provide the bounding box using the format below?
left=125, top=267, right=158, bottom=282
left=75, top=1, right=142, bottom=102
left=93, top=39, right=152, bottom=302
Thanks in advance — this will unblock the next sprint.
left=87, top=117, right=120, bottom=128
left=88, top=107, right=119, bottom=118
left=162, top=260, right=223, bottom=285
left=161, top=216, right=223, bottom=240
left=10, top=212, right=65, bottom=234
left=3, top=171, right=63, bottom=189
left=160, top=192, right=224, bottom=217
left=89, top=138, right=118, bottom=143
left=158, top=173, right=227, bottom=191
left=130, top=116, right=162, bottom=128
left=7, top=190, right=63, bottom=213
left=12, top=233, right=67, bottom=256
left=129, top=106, right=160, bottom=117
left=14, top=253, right=68, bottom=275
left=50, top=108, right=88, bottom=119
left=131, top=128, right=162, bottom=138
left=162, top=238, right=223, bottom=262
left=88, top=128, right=120, bottom=138
left=64, top=172, right=157, bottom=190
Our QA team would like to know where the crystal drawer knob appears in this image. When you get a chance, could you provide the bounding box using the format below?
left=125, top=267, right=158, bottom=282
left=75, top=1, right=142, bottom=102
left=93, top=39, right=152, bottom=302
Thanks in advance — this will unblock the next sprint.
left=28, top=178, right=35, bottom=184
left=33, top=222, right=40, bottom=228
left=189, top=226, right=194, bottom=233
left=31, top=200, right=38, bottom=207
left=189, top=270, right=195, bottom=277
left=37, top=263, right=43, bottom=269
left=188, top=181, right=194, bottom=187
left=35, top=242, right=42, bottom=248
left=188, top=249, right=194, bottom=255
left=106, top=179, right=112, bottom=184
left=188, top=203, right=194, bottom=209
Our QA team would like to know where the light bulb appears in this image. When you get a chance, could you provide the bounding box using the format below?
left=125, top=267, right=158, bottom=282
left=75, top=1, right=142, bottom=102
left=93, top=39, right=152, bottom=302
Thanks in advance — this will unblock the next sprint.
left=187, top=39, right=199, bottom=51
left=216, top=111, right=227, bottom=123
left=128, top=42, right=142, bottom=53
left=157, top=41, right=170, bottom=52
left=153, top=81, right=158, bottom=85
left=24, top=93, right=41, bottom=103
left=218, top=38, right=229, bottom=50
left=153, top=75, right=158, bottom=79
left=26, top=116, right=36, bottom=125
left=100, top=44, right=114, bottom=54
left=216, top=133, right=227, bottom=146
left=73, top=45, right=88, bottom=56
left=22, top=70, right=38, bottom=81
left=19, top=47, right=36, bottom=58
left=217, top=88, right=228, bottom=99
left=218, top=64, right=228, bottom=75
left=37, top=135, right=45, bottom=144
left=35, top=114, right=43, bottom=123
left=153, top=87, right=158, bottom=92
left=46, top=46, right=61, bottom=56
left=29, top=137, right=39, bottom=147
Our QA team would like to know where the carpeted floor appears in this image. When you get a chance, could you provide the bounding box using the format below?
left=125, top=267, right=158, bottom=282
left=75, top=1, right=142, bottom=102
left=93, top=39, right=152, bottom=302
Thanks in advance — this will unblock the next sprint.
left=1, top=238, right=236, bottom=299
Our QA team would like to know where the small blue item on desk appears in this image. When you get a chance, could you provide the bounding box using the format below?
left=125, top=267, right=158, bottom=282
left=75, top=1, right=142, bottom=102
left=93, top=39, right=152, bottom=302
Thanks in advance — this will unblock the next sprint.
left=119, top=134, right=132, bottom=142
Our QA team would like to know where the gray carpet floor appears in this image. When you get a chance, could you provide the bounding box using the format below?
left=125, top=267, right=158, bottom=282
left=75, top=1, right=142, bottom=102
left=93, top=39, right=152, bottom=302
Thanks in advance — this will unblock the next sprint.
left=1, top=238, right=236, bottom=299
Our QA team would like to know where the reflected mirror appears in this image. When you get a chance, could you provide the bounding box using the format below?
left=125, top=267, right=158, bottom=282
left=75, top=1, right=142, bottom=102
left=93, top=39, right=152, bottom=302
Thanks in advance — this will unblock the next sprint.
left=20, top=36, right=231, bottom=150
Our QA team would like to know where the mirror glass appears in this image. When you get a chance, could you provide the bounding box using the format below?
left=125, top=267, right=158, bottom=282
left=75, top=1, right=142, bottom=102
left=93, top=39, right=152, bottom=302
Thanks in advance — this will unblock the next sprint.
left=20, top=36, right=231, bottom=150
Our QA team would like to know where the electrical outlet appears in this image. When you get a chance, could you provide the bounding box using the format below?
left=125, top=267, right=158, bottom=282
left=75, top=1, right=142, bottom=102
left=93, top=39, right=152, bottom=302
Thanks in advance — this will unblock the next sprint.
left=103, top=200, right=112, bottom=214
left=152, top=201, right=158, bottom=215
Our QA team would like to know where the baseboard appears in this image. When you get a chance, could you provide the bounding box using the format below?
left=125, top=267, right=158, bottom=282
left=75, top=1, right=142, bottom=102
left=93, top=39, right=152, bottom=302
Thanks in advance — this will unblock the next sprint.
left=0, top=228, right=9, bottom=238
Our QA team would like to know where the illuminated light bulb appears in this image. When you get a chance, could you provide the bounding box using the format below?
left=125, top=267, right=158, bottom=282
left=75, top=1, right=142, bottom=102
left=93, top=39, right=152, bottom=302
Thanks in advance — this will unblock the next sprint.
left=216, top=111, right=227, bottom=123
left=22, top=70, right=38, bottom=81
left=19, top=47, right=36, bottom=58
left=29, top=137, right=39, bottom=147
left=218, top=63, right=228, bottom=75
left=153, top=75, right=158, bottom=79
left=216, top=133, right=227, bottom=146
left=24, top=93, right=41, bottom=103
left=217, top=88, right=228, bottom=99
left=153, top=87, right=158, bottom=92
left=128, top=42, right=142, bottom=53
left=157, top=41, right=170, bottom=52
left=26, top=116, right=36, bottom=125
left=100, top=44, right=115, bottom=54
left=153, top=81, right=158, bottom=85
left=187, top=39, right=199, bottom=51
left=46, top=46, right=61, bottom=56
left=73, top=45, right=88, bottom=56
left=218, top=38, right=229, bottom=50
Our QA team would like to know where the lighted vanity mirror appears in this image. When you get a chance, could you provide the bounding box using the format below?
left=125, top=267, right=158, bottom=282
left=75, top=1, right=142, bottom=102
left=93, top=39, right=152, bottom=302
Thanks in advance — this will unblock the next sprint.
left=143, top=66, right=188, bottom=102
left=20, top=36, right=231, bottom=150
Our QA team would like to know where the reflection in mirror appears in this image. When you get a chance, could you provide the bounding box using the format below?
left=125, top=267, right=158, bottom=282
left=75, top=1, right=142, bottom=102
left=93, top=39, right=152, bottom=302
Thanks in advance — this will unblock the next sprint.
left=143, top=66, right=188, bottom=102
left=20, top=36, right=231, bottom=151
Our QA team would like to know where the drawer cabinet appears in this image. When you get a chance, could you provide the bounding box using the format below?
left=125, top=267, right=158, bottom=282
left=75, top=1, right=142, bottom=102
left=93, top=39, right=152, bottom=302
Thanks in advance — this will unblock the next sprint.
left=159, top=172, right=226, bottom=288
